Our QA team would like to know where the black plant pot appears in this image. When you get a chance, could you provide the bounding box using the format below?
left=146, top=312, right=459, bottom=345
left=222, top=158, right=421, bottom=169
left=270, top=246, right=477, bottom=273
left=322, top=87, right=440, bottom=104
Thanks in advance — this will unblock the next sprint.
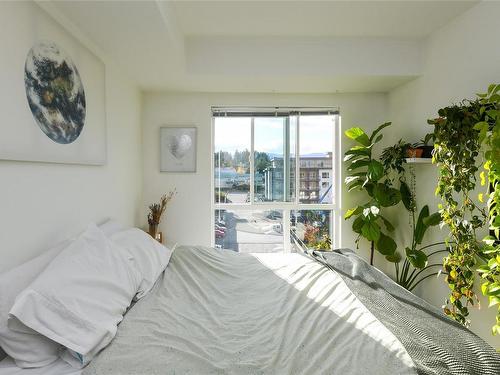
left=421, top=146, right=434, bottom=158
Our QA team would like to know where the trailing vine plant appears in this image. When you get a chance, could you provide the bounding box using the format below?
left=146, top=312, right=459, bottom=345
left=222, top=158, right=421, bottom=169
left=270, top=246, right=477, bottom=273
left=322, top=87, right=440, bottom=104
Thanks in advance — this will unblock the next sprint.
left=428, top=100, right=488, bottom=326
left=475, top=84, right=500, bottom=335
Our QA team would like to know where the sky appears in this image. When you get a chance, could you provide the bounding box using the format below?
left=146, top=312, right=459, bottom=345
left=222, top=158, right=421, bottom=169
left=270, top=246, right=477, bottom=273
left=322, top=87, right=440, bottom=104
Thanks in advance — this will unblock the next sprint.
left=214, top=115, right=334, bottom=155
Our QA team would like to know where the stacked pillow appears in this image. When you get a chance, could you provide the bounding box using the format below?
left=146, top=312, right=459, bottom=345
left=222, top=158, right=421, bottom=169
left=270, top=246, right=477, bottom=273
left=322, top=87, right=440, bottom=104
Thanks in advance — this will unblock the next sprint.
left=0, top=221, right=173, bottom=369
left=0, top=241, right=67, bottom=367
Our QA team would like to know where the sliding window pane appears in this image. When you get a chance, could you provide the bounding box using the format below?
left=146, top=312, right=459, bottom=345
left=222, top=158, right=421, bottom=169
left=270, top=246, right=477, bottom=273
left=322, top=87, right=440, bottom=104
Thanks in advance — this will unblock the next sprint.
left=290, top=210, right=332, bottom=251
left=214, top=117, right=251, bottom=204
left=254, top=117, right=296, bottom=202
left=215, top=209, right=283, bottom=253
left=299, top=115, right=334, bottom=204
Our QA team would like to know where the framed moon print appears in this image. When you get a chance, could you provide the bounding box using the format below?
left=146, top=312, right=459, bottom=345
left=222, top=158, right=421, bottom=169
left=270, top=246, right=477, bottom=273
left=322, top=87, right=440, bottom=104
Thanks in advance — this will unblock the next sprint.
left=0, top=2, right=106, bottom=165
left=160, top=127, right=197, bottom=173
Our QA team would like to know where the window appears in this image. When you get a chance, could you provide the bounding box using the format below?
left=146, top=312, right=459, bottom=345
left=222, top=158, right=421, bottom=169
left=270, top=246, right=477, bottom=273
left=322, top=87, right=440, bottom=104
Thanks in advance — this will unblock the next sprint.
left=213, top=108, right=339, bottom=253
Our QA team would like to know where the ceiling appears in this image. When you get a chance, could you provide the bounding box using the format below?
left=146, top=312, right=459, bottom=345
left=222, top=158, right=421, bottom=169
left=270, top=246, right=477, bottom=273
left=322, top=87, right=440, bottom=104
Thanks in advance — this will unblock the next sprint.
left=172, top=1, right=477, bottom=38
left=47, top=0, right=478, bottom=93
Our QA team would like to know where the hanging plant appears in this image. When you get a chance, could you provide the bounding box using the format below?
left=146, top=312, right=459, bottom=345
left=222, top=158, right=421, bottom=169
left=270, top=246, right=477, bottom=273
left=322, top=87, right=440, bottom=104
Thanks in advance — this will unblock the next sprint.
left=475, top=84, right=500, bottom=335
left=428, top=100, right=488, bottom=326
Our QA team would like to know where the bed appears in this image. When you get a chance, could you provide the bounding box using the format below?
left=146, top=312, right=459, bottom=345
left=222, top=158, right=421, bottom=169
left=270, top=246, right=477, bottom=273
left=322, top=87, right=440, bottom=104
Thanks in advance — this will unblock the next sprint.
left=86, top=246, right=500, bottom=374
left=1, top=229, right=499, bottom=374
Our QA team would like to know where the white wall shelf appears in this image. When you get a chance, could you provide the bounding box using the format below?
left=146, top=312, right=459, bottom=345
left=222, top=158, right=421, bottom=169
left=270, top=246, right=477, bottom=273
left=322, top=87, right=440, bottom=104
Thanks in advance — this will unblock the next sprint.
left=405, top=158, right=432, bottom=164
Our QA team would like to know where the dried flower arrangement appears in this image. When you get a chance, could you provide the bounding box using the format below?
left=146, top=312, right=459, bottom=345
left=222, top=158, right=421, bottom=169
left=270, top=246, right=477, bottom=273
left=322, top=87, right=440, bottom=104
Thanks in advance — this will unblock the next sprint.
left=147, top=190, right=176, bottom=237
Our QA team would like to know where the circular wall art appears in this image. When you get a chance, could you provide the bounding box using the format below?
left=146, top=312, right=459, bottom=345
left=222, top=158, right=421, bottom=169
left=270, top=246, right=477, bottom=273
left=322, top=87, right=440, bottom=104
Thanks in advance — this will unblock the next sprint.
left=24, top=41, right=86, bottom=144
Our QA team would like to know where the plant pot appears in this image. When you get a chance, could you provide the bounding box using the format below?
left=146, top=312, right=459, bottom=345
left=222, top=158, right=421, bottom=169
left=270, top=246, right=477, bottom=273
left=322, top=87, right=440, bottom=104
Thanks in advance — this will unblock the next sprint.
left=421, top=145, right=434, bottom=158
left=148, top=223, right=158, bottom=238
left=406, top=148, right=423, bottom=158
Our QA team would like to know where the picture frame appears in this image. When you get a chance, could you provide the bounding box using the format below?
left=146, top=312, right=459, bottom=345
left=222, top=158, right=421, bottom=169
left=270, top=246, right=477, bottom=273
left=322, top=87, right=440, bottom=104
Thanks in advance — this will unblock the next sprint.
left=0, top=2, right=106, bottom=165
left=160, top=127, right=197, bottom=173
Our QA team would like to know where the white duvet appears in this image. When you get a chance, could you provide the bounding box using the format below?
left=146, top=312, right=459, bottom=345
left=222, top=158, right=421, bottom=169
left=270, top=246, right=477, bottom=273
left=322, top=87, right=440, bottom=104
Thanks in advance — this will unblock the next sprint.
left=83, top=246, right=416, bottom=374
left=0, top=357, right=81, bottom=375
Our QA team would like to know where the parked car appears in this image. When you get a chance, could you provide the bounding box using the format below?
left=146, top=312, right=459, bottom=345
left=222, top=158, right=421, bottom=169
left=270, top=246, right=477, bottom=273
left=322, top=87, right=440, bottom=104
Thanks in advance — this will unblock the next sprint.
left=266, top=210, right=282, bottom=220
left=215, top=224, right=226, bottom=232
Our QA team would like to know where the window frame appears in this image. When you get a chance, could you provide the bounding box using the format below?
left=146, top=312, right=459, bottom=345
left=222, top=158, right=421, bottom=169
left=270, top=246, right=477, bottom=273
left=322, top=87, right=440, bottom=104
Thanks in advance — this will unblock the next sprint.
left=210, top=107, right=342, bottom=252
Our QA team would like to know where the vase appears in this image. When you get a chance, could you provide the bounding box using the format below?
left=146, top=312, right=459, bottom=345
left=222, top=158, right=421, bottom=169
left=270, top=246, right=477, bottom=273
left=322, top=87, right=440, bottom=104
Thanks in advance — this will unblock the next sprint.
left=156, top=231, right=163, bottom=244
left=148, top=223, right=158, bottom=238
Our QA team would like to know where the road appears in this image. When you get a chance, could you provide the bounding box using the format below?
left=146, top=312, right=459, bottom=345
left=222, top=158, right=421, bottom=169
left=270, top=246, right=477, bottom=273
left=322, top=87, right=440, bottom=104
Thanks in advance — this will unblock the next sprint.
left=216, top=210, right=283, bottom=253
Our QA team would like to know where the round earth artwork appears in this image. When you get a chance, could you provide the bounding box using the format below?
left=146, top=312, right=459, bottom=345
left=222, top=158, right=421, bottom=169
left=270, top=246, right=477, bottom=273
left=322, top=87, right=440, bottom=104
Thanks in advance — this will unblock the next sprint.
left=24, top=41, right=86, bottom=144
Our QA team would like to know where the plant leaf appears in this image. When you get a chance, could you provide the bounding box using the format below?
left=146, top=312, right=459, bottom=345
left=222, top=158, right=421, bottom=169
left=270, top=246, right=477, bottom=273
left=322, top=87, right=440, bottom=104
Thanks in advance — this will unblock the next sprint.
left=345, top=175, right=362, bottom=185
left=488, top=296, right=500, bottom=308
left=367, top=160, right=384, bottom=181
left=415, top=205, right=430, bottom=245
left=405, top=248, right=428, bottom=269
left=375, top=232, right=397, bottom=256
left=423, top=212, right=442, bottom=226
left=345, top=127, right=370, bottom=146
left=344, top=147, right=370, bottom=157
left=373, top=183, right=402, bottom=207
left=347, top=180, right=363, bottom=192
left=352, top=216, right=364, bottom=234
left=373, top=134, right=383, bottom=144
left=345, top=206, right=362, bottom=220
left=369, top=122, right=391, bottom=142
left=385, top=252, right=402, bottom=263
left=400, top=181, right=413, bottom=211
left=380, top=215, right=395, bottom=232
left=348, top=160, right=370, bottom=171
left=361, top=221, right=381, bottom=242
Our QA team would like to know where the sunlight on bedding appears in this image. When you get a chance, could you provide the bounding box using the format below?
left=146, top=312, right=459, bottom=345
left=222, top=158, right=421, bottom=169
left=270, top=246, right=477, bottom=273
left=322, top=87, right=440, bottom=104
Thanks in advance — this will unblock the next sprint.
left=252, top=253, right=415, bottom=371
left=84, top=246, right=416, bottom=375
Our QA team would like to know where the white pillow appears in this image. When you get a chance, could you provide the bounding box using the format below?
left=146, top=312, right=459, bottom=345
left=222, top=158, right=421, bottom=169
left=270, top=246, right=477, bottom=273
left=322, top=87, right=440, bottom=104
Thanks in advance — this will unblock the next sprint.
left=8, top=223, right=141, bottom=363
left=98, top=219, right=128, bottom=237
left=0, top=241, right=68, bottom=368
left=110, top=228, right=173, bottom=299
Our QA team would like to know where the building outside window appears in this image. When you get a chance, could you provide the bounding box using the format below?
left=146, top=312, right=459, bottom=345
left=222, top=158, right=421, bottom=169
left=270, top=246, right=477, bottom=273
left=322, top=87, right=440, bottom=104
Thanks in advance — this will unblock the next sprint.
left=213, top=108, right=339, bottom=253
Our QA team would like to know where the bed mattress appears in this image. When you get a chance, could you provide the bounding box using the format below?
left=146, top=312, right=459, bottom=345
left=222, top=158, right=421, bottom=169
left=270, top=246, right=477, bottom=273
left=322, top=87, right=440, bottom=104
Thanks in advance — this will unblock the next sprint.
left=84, top=246, right=415, bottom=374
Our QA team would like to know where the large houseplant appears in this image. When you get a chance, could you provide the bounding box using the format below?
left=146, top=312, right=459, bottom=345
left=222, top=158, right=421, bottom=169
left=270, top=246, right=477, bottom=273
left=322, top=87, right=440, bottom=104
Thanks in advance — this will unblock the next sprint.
left=345, top=124, right=446, bottom=292
left=344, top=122, right=402, bottom=265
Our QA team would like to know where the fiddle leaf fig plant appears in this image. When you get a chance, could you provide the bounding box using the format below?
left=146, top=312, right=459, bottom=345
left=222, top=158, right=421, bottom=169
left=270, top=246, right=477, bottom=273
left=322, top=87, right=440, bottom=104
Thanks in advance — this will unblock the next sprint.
left=344, top=122, right=401, bottom=265
left=345, top=122, right=446, bottom=291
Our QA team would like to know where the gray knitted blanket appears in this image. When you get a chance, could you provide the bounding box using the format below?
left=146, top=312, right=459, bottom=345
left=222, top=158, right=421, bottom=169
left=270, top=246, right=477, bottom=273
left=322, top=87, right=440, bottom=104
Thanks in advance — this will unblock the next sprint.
left=313, top=248, right=500, bottom=375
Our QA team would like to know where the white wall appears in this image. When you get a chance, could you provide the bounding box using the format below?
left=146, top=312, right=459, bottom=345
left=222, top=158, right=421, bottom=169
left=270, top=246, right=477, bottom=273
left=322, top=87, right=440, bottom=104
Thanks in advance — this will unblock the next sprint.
left=388, top=1, right=500, bottom=347
left=0, top=3, right=143, bottom=273
left=142, top=92, right=390, bottom=262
